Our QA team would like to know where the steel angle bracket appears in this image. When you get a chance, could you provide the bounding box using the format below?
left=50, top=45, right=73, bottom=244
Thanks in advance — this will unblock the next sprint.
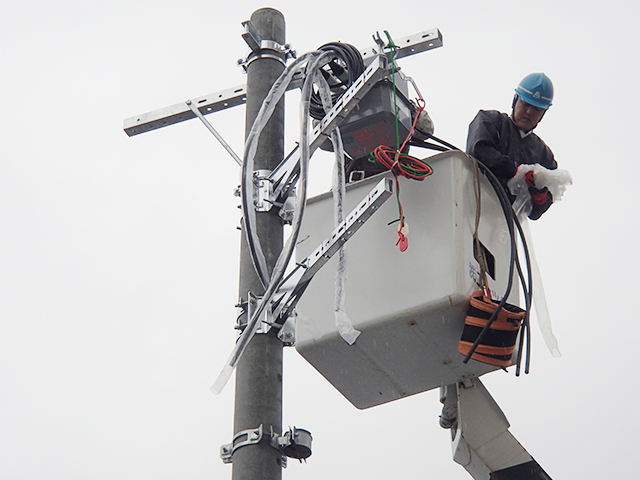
left=269, top=177, right=393, bottom=330
left=361, top=28, right=443, bottom=64
left=123, top=28, right=441, bottom=137
left=124, top=85, right=248, bottom=137
left=123, top=72, right=305, bottom=137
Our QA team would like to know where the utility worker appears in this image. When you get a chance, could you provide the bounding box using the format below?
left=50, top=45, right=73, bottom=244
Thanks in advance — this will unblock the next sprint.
left=466, top=73, right=557, bottom=220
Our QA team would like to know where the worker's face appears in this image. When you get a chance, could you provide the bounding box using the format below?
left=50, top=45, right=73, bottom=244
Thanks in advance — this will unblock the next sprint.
left=513, top=98, right=546, bottom=132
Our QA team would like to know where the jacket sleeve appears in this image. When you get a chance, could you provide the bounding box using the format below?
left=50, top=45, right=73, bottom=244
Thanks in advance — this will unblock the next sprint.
left=466, top=111, right=517, bottom=180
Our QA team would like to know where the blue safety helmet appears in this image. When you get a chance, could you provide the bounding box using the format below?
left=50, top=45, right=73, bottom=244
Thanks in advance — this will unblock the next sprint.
left=515, top=73, right=554, bottom=109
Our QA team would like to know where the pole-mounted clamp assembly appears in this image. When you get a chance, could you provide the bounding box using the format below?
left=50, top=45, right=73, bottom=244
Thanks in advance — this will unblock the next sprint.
left=220, top=424, right=312, bottom=466
left=220, top=424, right=264, bottom=464
left=234, top=166, right=297, bottom=224
left=238, top=20, right=296, bottom=71
left=236, top=292, right=296, bottom=345
left=253, top=169, right=274, bottom=212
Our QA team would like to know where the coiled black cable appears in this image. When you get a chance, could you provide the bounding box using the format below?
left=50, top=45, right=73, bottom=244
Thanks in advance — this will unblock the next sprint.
left=308, top=42, right=365, bottom=120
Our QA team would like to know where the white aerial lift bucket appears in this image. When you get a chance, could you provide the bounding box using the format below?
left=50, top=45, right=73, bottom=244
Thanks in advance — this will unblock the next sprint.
left=294, top=150, right=520, bottom=409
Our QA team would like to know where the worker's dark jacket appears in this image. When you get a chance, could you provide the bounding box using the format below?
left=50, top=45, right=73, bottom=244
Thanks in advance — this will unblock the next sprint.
left=466, top=110, right=557, bottom=220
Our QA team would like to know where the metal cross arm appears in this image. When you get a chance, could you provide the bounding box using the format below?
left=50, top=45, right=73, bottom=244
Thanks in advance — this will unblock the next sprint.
left=123, top=74, right=304, bottom=138
left=361, top=28, right=443, bottom=62
left=124, top=85, right=249, bottom=137
left=268, top=177, right=393, bottom=329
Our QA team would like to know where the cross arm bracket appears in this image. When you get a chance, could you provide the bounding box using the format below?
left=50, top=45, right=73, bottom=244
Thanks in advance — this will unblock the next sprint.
left=123, top=28, right=441, bottom=137
left=124, top=85, right=248, bottom=137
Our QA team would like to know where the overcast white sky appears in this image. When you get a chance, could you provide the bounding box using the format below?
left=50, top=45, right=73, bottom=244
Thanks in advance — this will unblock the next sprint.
left=2, top=1, right=639, bottom=479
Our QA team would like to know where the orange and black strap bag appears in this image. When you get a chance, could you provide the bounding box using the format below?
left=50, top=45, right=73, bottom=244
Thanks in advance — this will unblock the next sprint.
left=458, top=290, right=525, bottom=368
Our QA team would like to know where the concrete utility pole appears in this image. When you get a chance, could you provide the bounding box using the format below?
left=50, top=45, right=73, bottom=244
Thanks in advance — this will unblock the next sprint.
left=233, top=8, right=286, bottom=480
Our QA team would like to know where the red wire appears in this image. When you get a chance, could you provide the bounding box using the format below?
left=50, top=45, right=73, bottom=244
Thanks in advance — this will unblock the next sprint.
left=370, top=96, right=431, bottom=252
left=370, top=147, right=433, bottom=180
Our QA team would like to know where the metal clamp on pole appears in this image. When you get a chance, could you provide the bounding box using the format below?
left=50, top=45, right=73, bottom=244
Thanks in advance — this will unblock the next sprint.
left=221, top=424, right=311, bottom=467
left=220, top=424, right=264, bottom=464
left=236, top=293, right=271, bottom=335
left=238, top=20, right=296, bottom=71
left=253, top=169, right=274, bottom=212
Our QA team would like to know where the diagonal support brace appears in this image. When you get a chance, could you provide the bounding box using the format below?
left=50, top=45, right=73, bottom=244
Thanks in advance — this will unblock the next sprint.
left=185, top=99, right=243, bottom=166
left=268, top=177, right=393, bottom=329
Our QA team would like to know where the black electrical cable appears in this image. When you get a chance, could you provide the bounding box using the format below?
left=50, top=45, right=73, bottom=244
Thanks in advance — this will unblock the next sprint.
left=421, top=137, right=533, bottom=367
left=308, top=42, right=365, bottom=120
left=390, top=132, right=537, bottom=372
left=462, top=159, right=521, bottom=365
left=513, top=216, right=534, bottom=375
left=409, top=134, right=466, bottom=153
left=421, top=141, right=522, bottom=309
left=415, top=131, right=545, bottom=374
left=429, top=134, right=460, bottom=151
left=408, top=139, right=449, bottom=152
left=513, top=229, right=531, bottom=375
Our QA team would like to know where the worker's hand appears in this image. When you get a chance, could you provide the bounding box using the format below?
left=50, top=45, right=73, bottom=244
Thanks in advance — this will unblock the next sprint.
left=529, top=186, right=549, bottom=205
left=524, top=170, right=536, bottom=188
left=528, top=187, right=553, bottom=220
left=509, top=163, right=572, bottom=220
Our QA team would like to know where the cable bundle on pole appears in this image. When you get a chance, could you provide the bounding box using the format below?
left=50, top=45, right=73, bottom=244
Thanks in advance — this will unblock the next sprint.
left=213, top=49, right=335, bottom=395
left=309, top=42, right=365, bottom=120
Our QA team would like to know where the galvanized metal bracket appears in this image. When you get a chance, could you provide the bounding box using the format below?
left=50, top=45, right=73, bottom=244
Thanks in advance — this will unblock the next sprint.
left=123, top=28, right=441, bottom=137
left=248, top=164, right=296, bottom=220
left=237, top=293, right=296, bottom=346
left=220, top=424, right=264, bottom=464
left=236, top=292, right=271, bottom=335
left=238, top=20, right=296, bottom=71
left=268, top=177, right=394, bottom=329
left=253, top=169, right=274, bottom=212
left=278, top=186, right=296, bottom=224
left=276, top=315, right=295, bottom=346
left=185, top=99, right=243, bottom=166
left=236, top=177, right=392, bottom=342
left=221, top=424, right=294, bottom=468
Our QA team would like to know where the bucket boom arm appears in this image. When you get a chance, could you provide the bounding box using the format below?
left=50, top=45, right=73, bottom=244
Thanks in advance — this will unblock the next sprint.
left=442, top=378, right=552, bottom=479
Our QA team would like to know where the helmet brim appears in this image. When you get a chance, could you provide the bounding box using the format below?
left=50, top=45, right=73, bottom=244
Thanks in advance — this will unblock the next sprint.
left=514, top=88, right=552, bottom=109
